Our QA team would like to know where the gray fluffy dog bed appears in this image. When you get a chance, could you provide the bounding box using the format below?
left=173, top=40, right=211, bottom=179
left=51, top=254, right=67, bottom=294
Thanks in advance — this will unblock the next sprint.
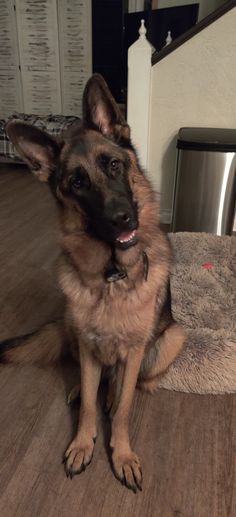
left=159, top=233, right=236, bottom=394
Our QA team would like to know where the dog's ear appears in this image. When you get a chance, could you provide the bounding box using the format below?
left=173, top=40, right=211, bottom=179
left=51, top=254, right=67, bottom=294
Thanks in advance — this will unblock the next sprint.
left=6, top=121, right=60, bottom=182
left=83, top=74, right=131, bottom=143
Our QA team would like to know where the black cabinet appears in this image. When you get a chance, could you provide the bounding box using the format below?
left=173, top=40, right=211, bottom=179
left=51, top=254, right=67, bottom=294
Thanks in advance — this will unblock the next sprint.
left=92, top=0, right=125, bottom=103
left=92, top=2, right=199, bottom=104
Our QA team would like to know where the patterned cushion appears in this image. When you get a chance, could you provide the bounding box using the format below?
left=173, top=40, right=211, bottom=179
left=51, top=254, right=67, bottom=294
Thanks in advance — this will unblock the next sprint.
left=0, top=113, right=80, bottom=162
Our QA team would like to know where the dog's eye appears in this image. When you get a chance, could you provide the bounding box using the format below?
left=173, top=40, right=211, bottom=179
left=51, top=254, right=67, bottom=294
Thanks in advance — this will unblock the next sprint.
left=109, top=159, right=122, bottom=177
left=70, top=171, right=90, bottom=191
left=110, top=159, right=119, bottom=170
left=71, top=174, right=84, bottom=189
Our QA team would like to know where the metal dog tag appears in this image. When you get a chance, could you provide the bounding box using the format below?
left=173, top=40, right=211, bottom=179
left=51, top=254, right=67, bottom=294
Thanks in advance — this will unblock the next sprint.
left=105, top=268, right=127, bottom=283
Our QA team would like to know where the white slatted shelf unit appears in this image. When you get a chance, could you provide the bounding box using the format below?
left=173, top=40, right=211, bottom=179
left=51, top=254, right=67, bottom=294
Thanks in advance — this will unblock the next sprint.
left=58, top=0, right=92, bottom=116
left=15, top=0, right=62, bottom=114
left=0, top=0, right=23, bottom=117
left=0, top=0, right=92, bottom=118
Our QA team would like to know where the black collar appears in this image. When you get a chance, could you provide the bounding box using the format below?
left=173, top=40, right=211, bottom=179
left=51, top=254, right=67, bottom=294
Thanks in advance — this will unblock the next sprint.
left=104, top=251, right=149, bottom=283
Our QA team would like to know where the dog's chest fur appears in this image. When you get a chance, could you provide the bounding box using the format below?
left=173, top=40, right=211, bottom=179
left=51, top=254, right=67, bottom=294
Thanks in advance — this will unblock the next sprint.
left=59, top=255, right=166, bottom=366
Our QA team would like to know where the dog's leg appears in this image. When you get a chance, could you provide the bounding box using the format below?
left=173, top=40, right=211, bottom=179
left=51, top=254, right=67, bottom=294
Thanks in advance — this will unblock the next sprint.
left=139, top=322, right=186, bottom=393
left=64, top=345, right=102, bottom=478
left=110, top=346, right=145, bottom=492
left=105, top=363, right=124, bottom=416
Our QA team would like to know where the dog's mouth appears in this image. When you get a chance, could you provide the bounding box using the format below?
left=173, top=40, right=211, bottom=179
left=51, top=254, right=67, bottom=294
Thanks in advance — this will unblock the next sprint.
left=115, top=229, right=138, bottom=249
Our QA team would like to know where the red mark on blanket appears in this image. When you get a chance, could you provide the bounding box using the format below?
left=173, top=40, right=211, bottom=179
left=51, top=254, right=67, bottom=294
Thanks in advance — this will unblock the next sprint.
left=202, top=262, right=214, bottom=270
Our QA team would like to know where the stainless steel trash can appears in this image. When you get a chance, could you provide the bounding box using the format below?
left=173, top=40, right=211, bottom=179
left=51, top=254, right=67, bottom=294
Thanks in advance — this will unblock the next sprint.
left=171, top=128, right=236, bottom=235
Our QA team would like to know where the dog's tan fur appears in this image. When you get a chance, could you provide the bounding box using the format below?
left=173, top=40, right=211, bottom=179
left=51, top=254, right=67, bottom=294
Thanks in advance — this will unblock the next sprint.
left=4, top=74, right=186, bottom=492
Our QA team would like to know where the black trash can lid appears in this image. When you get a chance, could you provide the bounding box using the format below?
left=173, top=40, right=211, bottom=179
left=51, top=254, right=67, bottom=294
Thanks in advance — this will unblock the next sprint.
left=177, top=127, right=236, bottom=152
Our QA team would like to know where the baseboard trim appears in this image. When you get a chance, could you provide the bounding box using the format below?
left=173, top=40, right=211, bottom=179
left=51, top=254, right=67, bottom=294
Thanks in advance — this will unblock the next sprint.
left=160, top=210, right=236, bottom=233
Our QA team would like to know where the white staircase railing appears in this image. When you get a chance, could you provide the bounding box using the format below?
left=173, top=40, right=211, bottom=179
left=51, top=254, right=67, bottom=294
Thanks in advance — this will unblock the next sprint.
left=127, top=20, right=152, bottom=170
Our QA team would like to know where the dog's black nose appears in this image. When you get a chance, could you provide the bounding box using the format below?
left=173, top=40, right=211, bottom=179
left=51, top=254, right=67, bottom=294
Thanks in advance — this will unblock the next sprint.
left=111, top=210, right=131, bottom=227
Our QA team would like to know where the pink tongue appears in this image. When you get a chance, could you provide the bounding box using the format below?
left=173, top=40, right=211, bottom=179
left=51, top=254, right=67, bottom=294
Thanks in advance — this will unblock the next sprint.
left=116, top=230, right=135, bottom=243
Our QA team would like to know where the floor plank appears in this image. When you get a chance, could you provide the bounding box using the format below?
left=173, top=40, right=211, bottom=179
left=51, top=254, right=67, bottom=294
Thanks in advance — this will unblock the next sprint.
left=0, top=165, right=235, bottom=517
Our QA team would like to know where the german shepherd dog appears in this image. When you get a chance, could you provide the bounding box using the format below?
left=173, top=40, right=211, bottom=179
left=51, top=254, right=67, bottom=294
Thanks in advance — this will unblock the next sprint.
left=3, top=75, right=185, bottom=492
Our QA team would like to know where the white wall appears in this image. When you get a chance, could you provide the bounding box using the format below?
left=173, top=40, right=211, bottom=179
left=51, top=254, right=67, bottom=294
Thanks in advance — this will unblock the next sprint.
left=148, top=7, right=236, bottom=223
left=157, top=0, right=227, bottom=21
left=198, top=0, right=226, bottom=20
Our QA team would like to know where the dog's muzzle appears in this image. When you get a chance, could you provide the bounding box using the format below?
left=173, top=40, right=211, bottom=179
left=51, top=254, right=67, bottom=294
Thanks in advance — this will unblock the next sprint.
left=104, top=199, right=138, bottom=249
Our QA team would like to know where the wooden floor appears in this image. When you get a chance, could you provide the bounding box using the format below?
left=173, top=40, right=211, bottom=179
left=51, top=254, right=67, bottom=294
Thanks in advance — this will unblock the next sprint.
left=0, top=165, right=235, bottom=517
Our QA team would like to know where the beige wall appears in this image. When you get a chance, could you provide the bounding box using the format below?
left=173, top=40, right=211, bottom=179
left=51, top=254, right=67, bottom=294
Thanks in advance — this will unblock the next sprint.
left=148, top=7, right=236, bottom=223
left=198, top=0, right=227, bottom=20
left=157, top=0, right=227, bottom=21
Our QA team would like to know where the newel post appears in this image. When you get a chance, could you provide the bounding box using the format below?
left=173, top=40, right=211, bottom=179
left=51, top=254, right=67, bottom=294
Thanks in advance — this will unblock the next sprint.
left=127, top=19, right=152, bottom=170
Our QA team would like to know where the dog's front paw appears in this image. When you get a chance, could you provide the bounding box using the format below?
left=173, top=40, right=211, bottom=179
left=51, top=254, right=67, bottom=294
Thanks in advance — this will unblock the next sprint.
left=112, top=448, right=143, bottom=493
left=63, top=435, right=96, bottom=478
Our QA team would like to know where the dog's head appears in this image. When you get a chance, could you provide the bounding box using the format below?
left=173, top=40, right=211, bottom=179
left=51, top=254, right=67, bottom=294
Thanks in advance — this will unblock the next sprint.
left=7, top=75, right=141, bottom=250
